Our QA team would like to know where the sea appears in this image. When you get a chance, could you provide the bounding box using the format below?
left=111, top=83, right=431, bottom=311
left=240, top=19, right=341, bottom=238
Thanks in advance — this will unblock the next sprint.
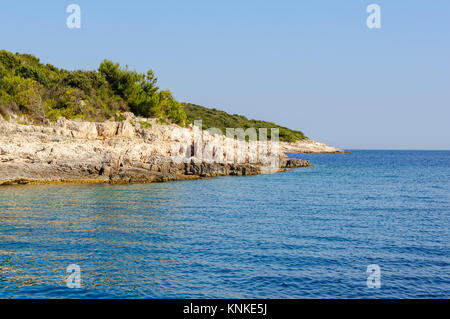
left=0, top=150, right=449, bottom=298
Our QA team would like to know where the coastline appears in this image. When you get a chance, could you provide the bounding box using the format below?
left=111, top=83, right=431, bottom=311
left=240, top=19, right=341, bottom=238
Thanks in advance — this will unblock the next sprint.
left=280, top=140, right=348, bottom=154
left=0, top=115, right=314, bottom=186
left=0, top=160, right=311, bottom=186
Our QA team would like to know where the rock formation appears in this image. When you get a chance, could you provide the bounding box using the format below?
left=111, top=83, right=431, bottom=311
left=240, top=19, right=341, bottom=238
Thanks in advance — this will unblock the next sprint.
left=280, top=139, right=347, bottom=154
left=0, top=114, right=313, bottom=185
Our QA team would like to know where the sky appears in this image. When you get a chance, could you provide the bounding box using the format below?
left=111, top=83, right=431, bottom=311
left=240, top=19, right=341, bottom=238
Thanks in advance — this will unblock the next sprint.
left=1, top=0, right=449, bottom=149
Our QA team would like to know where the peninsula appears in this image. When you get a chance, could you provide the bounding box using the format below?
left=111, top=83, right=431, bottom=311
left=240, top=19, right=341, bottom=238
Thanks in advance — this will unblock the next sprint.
left=0, top=50, right=344, bottom=185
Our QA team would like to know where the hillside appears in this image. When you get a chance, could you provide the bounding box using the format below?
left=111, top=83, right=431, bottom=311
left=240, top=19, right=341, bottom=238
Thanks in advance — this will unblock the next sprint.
left=0, top=50, right=306, bottom=142
left=183, top=103, right=306, bottom=142
left=0, top=50, right=185, bottom=125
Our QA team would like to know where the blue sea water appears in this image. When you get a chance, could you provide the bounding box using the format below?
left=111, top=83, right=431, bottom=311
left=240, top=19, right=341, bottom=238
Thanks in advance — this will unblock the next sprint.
left=0, top=150, right=449, bottom=299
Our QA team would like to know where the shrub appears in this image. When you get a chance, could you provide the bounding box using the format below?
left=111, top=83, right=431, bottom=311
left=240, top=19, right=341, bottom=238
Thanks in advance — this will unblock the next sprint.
left=157, top=118, right=168, bottom=125
left=16, top=65, right=50, bottom=86
left=159, top=91, right=186, bottom=125
left=0, top=50, right=20, bottom=70
left=116, top=113, right=126, bottom=121
left=63, top=70, right=108, bottom=94
left=63, top=71, right=92, bottom=93
left=99, top=59, right=186, bottom=125
left=0, top=64, right=7, bottom=77
left=139, top=120, right=152, bottom=129
left=17, top=53, right=41, bottom=65
left=0, top=75, right=43, bottom=115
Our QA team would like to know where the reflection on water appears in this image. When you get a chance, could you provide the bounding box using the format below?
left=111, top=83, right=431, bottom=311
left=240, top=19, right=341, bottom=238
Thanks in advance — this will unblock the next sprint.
left=0, top=183, right=187, bottom=298
left=0, top=151, right=449, bottom=298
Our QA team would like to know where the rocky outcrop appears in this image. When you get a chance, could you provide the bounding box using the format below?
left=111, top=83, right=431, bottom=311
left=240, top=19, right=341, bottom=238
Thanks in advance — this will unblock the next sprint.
left=0, top=115, right=312, bottom=185
left=280, top=139, right=348, bottom=154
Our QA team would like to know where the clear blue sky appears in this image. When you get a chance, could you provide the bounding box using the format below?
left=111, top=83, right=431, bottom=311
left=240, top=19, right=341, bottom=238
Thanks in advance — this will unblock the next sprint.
left=1, top=0, right=449, bottom=149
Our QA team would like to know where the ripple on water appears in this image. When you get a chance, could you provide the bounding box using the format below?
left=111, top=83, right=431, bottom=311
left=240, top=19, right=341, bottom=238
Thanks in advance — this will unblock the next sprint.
left=0, top=151, right=449, bottom=298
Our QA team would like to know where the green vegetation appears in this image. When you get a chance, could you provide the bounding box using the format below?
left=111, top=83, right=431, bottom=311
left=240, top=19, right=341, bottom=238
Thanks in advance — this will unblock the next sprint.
left=0, top=50, right=186, bottom=125
left=139, top=120, right=152, bottom=129
left=0, top=50, right=307, bottom=142
left=98, top=60, right=186, bottom=125
left=183, top=103, right=306, bottom=142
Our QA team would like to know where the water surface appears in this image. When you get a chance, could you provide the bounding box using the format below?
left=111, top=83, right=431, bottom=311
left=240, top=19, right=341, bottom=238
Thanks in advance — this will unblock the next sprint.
left=0, top=150, right=449, bottom=298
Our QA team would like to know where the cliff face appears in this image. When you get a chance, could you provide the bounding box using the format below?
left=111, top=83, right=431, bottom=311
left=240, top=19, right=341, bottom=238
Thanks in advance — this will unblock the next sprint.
left=0, top=114, right=312, bottom=185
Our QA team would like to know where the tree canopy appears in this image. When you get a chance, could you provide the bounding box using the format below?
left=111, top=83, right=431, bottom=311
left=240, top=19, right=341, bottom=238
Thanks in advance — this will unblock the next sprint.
left=0, top=50, right=186, bottom=125
left=0, top=50, right=306, bottom=142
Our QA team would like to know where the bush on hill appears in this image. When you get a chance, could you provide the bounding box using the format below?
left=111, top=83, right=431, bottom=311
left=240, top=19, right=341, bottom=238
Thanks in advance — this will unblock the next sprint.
left=0, top=50, right=306, bottom=142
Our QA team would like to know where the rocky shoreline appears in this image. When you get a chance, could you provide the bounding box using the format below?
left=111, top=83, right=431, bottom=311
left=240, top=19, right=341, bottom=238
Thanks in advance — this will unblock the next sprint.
left=0, top=158, right=311, bottom=186
left=280, top=139, right=348, bottom=154
left=0, top=115, right=315, bottom=186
